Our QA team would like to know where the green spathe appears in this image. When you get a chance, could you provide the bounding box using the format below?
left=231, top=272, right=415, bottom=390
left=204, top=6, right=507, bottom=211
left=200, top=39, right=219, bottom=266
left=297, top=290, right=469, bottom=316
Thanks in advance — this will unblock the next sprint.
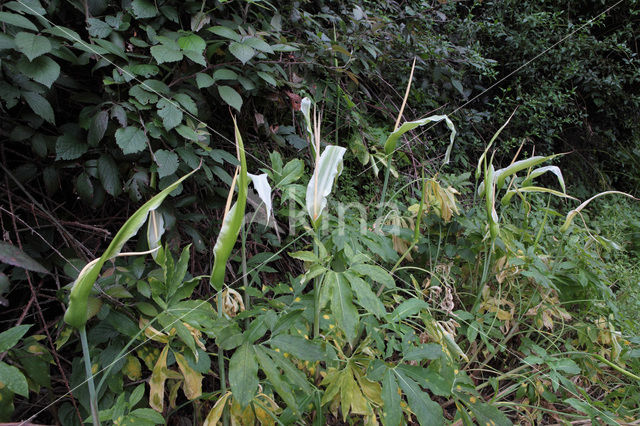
left=64, top=169, right=198, bottom=329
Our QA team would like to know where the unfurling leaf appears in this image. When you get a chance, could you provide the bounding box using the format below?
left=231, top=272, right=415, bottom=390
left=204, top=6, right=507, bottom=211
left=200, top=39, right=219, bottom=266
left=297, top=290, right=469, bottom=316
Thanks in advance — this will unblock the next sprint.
left=306, top=146, right=346, bottom=225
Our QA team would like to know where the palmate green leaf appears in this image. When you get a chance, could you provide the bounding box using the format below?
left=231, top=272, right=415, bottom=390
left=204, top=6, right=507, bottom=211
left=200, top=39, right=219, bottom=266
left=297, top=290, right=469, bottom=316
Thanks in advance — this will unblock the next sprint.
left=0, top=361, right=29, bottom=397
left=331, top=272, right=359, bottom=344
left=254, top=345, right=300, bottom=415
left=382, top=369, right=402, bottom=426
left=63, top=168, right=197, bottom=328
left=0, top=324, right=32, bottom=352
left=388, top=299, right=429, bottom=323
left=17, top=55, right=60, bottom=88
left=456, top=394, right=512, bottom=426
left=210, top=117, right=247, bottom=291
left=228, top=343, right=258, bottom=408
left=344, top=271, right=386, bottom=318
left=350, top=263, right=395, bottom=288
left=306, top=145, right=346, bottom=225
left=115, top=126, right=147, bottom=155
left=383, top=115, right=456, bottom=164
left=394, top=369, right=444, bottom=426
left=217, top=85, right=243, bottom=112
left=403, top=344, right=442, bottom=361
left=14, top=32, right=51, bottom=61
left=269, top=335, right=325, bottom=362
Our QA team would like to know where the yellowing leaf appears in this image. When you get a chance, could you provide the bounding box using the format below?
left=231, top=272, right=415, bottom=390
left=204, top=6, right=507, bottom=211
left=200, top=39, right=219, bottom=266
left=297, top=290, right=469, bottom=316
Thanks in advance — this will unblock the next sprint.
left=203, top=392, right=231, bottom=426
left=123, top=355, right=142, bottom=381
left=174, top=352, right=203, bottom=400
left=149, top=345, right=169, bottom=412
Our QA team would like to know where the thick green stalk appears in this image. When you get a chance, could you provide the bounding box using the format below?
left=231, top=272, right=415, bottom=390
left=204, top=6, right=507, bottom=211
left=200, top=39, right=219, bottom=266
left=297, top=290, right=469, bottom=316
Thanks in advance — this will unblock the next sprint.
left=241, top=223, right=249, bottom=328
left=217, top=295, right=229, bottom=426
left=80, top=327, right=100, bottom=426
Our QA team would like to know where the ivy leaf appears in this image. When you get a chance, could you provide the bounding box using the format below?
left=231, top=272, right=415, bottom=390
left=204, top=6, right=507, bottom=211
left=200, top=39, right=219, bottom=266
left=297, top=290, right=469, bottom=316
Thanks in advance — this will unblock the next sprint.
left=22, top=92, right=54, bottom=124
left=157, top=99, right=183, bottom=130
left=228, top=343, right=258, bottom=408
left=17, top=55, right=60, bottom=88
left=76, top=172, right=93, bottom=202
left=228, top=41, right=255, bottom=64
left=217, top=85, right=242, bottom=112
left=154, top=149, right=179, bottom=178
left=0, top=361, right=29, bottom=397
left=213, top=68, right=238, bottom=81
left=98, top=154, right=121, bottom=196
left=0, top=81, right=21, bottom=108
left=115, top=126, right=147, bottom=155
left=0, top=11, right=38, bottom=31
left=178, top=34, right=206, bottom=53
left=88, top=110, right=109, bottom=146
left=86, top=18, right=112, bottom=38
left=14, top=32, right=51, bottom=61
left=244, top=37, right=274, bottom=54
left=208, top=25, right=241, bottom=41
left=55, top=133, right=87, bottom=160
left=183, top=50, right=206, bottom=66
left=131, top=0, right=158, bottom=18
left=175, top=125, right=200, bottom=141
left=150, top=42, right=183, bottom=64
left=195, top=73, right=215, bottom=88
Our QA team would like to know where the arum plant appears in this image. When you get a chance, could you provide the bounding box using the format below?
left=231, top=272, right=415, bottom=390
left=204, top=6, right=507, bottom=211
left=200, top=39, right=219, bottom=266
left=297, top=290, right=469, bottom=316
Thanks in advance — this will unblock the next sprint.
left=63, top=168, right=198, bottom=426
left=378, top=58, right=458, bottom=215
left=300, top=97, right=346, bottom=345
left=209, top=117, right=248, bottom=426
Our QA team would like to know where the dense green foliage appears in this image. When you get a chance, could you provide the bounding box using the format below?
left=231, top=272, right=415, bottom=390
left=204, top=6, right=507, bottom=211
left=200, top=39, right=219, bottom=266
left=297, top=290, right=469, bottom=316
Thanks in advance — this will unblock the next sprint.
left=1, top=0, right=640, bottom=424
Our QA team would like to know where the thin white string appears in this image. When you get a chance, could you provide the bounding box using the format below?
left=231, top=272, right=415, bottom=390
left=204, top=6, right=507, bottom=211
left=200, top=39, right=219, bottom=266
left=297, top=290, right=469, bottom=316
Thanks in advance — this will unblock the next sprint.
left=354, top=0, right=624, bottom=179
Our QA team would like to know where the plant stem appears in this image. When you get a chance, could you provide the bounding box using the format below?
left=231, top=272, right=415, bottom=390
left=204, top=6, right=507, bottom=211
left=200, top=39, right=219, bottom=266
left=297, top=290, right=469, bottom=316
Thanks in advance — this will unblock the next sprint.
left=216, top=294, right=230, bottom=426
left=241, top=223, right=250, bottom=328
left=79, top=327, right=100, bottom=426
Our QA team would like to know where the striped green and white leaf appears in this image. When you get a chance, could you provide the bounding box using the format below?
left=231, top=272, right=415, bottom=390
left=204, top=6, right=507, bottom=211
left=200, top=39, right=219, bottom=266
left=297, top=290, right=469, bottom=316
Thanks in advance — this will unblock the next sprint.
left=383, top=115, right=456, bottom=165
left=64, top=168, right=198, bottom=328
left=560, top=191, right=638, bottom=232
left=501, top=186, right=577, bottom=206
left=306, top=145, right=346, bottom=225
left=248, top=173, right=272, bottom=225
